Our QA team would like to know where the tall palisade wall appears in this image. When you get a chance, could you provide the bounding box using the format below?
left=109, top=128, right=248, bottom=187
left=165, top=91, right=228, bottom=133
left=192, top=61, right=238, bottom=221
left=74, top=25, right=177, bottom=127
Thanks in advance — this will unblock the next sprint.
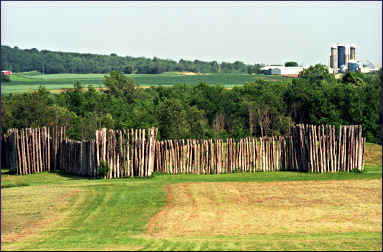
left=1, top=125, right=365, bottom=178
left=2, top=127, right=158, bottom=178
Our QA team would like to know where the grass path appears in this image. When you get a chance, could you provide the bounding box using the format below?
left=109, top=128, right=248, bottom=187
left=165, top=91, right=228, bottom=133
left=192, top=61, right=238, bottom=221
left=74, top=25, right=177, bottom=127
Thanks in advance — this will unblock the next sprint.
left=1, top=143, right=382, bottom=251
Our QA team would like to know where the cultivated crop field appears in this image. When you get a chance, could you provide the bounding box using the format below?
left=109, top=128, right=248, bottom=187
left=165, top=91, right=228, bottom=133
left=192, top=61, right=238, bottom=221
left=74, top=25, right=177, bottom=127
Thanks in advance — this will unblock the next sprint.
left=1, top=143, right=382, bottom=251
left=1, top=71, right=290, bottom=94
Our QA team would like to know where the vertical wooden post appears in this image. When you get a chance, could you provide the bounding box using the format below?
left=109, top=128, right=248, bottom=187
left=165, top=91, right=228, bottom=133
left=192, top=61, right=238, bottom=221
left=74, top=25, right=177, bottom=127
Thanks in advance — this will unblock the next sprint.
left=358, top=125, right=363, bottom=171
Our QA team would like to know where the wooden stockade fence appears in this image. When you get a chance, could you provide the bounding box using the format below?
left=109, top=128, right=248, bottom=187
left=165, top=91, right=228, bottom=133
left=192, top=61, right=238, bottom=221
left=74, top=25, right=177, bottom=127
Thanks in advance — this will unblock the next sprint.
left=156, top=125, right=366, bottom=174
left=60, top=128, right=158, bottom=178
left=155, top=137, right=293, bottom=174
left=2, top=127, right=66, bottom=175
left=2, top=127, right=158, bottom=178
left=155, top=125, right=365, bottom=174
left=1, top=125, right=365, bottom=177
left=291, top=124, right=365, bottom=173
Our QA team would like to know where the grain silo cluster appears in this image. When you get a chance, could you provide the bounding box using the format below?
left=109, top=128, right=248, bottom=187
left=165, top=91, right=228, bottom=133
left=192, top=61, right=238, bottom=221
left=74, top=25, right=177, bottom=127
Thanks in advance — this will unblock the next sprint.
left=329, top=43, right=358, bottom=73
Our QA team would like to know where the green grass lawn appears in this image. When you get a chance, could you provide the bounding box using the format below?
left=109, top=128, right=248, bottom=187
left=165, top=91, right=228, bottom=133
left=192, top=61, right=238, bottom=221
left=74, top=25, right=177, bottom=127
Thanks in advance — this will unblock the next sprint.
left=1, top=72, right=291, bottom=94
left=1, top=143, right=381, bottom=251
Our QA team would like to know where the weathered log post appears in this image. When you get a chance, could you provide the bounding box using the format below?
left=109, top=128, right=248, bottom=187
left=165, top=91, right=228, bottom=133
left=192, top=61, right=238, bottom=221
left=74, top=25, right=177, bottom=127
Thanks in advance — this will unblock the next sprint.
left=357, top=125, right=363, bottom=171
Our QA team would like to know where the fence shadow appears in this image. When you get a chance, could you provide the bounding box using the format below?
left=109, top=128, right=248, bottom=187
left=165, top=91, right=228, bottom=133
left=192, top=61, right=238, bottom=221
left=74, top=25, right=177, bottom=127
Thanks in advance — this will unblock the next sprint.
left=53, top=169, right=96, bottom=181
left=1, top=169, right=13, bottom=175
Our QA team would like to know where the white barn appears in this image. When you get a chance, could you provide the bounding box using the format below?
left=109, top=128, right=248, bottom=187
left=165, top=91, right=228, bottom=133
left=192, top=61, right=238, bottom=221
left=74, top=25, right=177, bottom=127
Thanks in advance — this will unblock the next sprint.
left=261, top=66, right=304, bottom=77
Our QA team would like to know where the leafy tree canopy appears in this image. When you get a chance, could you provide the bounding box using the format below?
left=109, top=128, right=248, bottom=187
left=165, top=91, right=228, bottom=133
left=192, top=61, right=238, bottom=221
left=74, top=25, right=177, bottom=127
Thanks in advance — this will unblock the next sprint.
left=104, top=71, right=139, bottom=103
left=341, top=72, right=366, bottom=87
left=1, top=45, right=264, bottom=75
left=1, top=70, right=381, bottom=144
left=1, top=72, right=10, bottom=82
left=285, top=61, right=298, bottom=67
left=299, top=64, right=335, bottom=83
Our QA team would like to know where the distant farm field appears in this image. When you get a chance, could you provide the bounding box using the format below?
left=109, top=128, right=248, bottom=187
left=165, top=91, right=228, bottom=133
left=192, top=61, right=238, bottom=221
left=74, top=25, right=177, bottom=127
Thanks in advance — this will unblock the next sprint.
left=1, top=143, right=382, bottom=251
left=1, top=72, right=290, bottom=94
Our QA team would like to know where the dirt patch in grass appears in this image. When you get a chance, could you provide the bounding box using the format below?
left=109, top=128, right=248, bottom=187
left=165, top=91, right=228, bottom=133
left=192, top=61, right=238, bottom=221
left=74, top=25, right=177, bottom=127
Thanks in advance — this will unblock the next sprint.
left=147, top=184, right=174, bottom=235
left=177, top=72, right=207, bottom=76
left=148, top=179, right=382, bottom=238
left=48, top=86, right=155, bottom=94
left=48, top=87, right=109, bottom=93
left=36, top=246, right=143, bottom=251
left=1, top=186, right=80, bottom=243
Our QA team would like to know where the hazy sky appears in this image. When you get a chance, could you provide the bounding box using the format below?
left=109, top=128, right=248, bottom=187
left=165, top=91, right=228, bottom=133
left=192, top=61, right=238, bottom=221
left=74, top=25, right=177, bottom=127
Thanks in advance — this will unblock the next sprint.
left=1, top=1, right=381, bottom=66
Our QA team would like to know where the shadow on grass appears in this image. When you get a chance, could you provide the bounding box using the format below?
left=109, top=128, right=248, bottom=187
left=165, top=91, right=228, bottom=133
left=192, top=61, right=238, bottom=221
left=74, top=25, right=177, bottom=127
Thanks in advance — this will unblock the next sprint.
left=1, top=169, right=14, bottom=175
left=52, top=169, right=141, bottom=181
left=2, top=182, right=30, bottom=189
left=53, top=169, right=98, bottom=181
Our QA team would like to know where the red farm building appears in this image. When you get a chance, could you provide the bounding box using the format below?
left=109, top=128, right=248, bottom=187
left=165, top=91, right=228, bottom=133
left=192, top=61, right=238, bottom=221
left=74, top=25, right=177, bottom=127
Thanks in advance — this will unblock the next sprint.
left=1, top=70, right=12, bottom=76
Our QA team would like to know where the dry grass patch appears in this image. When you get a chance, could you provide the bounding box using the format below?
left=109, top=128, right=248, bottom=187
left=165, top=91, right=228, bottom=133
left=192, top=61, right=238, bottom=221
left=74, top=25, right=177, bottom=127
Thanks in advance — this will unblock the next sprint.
left=26, top=246, right=143, bottom=251
left=365, top=143, right=382, bottom=166
left=48, top=86, right=156, bottom=94
left=1, top=185, right=80, bottom=244
left=48, top=87, right=108, bottom=93
left=148, top=179, right=382, bottom=238
left=177, top=72, right=207, bottom=76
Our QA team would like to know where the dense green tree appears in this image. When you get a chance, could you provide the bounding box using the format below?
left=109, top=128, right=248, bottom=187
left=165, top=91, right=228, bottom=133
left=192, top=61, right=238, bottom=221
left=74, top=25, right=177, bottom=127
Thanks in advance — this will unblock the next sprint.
left=284, top=78, right=311, bottom=124
left=158, top=98, right=189, bottom=139
left=64, top=81, right=86, bottom=116
left=341, top=72, right=366, bottom=87
left=1, top=70, right=381, bottom=144
left=247, top=64, right=264, bottom=75
left=190, top=83, right=225, bottom=130
left=1, top=45, right=262, bottom=74
left=103, top=71, right=139, bottom=103
left=299, top=64, right=335, bottom=83
left=3, top=86, right=56, bottom=128
left=285, top=61, right=298, bottom=67
left=1, top=72, right=10, bottom=82
left=240, top=80, right=289, bottom=136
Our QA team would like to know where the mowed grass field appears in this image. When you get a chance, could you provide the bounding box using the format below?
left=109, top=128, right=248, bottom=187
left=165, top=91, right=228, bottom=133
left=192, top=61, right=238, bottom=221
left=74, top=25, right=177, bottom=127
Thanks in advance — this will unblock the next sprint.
left=1, top=71, right=290, bottom=94
left=2, top=143, right=382, bottom=251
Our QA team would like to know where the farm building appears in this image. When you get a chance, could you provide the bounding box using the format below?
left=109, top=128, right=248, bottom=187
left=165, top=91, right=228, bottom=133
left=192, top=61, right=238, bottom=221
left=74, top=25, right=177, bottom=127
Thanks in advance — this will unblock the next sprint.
left=1, top=70, right=12, bottom=75
left=266, top=68, right=281, bottom=75
left=261, top=66, right=304, bottom=77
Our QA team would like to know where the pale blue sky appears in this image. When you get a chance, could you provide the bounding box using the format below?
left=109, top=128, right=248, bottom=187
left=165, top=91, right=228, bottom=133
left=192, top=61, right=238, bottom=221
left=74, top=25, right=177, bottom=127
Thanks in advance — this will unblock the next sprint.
left=1, top=1, right=381, bottom=66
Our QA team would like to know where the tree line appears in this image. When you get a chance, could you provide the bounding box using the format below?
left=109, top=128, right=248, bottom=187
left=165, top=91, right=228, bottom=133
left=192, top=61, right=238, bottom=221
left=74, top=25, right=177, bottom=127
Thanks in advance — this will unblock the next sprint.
left=1, top=45, right=264, bottom=74
left=2, top=65, right=381, bottom=144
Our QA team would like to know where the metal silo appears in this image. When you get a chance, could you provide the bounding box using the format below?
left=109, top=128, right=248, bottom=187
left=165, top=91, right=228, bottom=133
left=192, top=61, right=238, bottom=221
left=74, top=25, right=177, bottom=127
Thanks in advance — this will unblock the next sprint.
left=345, top=46, right=350, bottom=66
left=348, top=60, right=359, bottom=72
left=330, top=46, right=337, bottom=69
left=350, top=44, right=356, bottom=61
left=337, top=44, right=346, bottom=69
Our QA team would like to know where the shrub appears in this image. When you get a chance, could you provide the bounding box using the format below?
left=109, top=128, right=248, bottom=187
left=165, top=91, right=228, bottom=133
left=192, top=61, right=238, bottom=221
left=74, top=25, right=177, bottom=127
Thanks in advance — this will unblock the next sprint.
left=98, top=161, right=109, bottom=178
left=1, top=72, right=10, bottom=82
left=351, top=168, right=366, bottom=174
